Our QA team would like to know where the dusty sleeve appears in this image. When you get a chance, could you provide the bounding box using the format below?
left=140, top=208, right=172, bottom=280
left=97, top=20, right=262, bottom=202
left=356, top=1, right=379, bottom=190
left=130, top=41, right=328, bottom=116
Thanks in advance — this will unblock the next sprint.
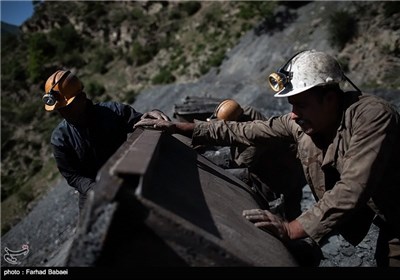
left=242, top=106, right=268, bottom=121
left=192, top=113, right=297, bottom=147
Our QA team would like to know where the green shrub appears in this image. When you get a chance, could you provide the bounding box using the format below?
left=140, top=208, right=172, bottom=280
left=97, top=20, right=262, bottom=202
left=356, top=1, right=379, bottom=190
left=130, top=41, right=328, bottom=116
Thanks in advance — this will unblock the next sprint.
left=111, top=10, right=128, bottom=25
left=204, top=6, right=223, bottom=23
left=1, top=57, right=27, bottom=91
left=169, top=9, right=183, bottom=20
left=124, top=90, right=137, bottom=104
left=49, top=24, right=83, bottom=56
left=85, top=81, right=106, bottom=98
left=179, top=1, right=202, bottom=16
left=383, top=1, right=400, bottom=17
left=15, top=101, right=41, bottom=124
left=199, top=64, right=210, bottom=75
left=27, top=33, right=52, bottom=82
left=239, top=2, right=274, bottom=19
left=131, top=42, right=159, bottom=66
left=152, top=68, right=176, bottom=84
left=381, top=43, right=400, bottom=57
left=131, top=6, right=145, bottom=20
left=62, top=51, right=86, bottom=68
left=88, top=47, right=114, bottom=73
left=36, top=114, right=59, bottom=141
left=328, top=10, right=357, bottom=50
left=17, top=188, right=35, bottom=204
left=207, top=49, right=226, bottom=68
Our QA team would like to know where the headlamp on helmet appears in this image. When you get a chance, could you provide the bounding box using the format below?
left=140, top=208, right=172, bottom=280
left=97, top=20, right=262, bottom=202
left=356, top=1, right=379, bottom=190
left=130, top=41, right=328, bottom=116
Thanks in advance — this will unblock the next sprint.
left=42, top=85, right=61, bottom=106
left=267, top=51, right=304, bottom=93
left=42, top=70, right=83, bottom=111
left=268, top=70, right=292, bottom=93
left=267, top=50, right=361, bottom=98
left=42, top=70, right=71, bottom=106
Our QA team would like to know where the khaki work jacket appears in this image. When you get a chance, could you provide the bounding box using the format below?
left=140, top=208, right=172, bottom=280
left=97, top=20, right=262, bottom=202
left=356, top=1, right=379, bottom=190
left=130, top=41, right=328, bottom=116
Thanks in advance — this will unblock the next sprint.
left=192, top=93, right=400, bottom=244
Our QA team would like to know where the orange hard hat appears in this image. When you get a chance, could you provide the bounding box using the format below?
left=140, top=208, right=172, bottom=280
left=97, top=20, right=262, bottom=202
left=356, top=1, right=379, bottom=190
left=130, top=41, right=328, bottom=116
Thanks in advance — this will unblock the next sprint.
left=214, top=99, right=243, bottom=121
left=43, top=70, right=83, bottom=111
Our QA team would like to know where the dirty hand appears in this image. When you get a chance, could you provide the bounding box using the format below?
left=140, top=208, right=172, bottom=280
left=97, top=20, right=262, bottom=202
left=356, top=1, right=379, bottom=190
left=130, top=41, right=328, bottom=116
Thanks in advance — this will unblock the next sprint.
left=134, top=119, right=176, bottom=133
left=242, top=209, right=290, bottom=241
left=141, top=109, right=171, bottom=121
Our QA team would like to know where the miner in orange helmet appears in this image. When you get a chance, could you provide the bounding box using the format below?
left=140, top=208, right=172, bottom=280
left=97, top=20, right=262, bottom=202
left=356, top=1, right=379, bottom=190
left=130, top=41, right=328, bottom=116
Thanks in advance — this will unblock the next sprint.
left=43, top=69, right=170, bottom=211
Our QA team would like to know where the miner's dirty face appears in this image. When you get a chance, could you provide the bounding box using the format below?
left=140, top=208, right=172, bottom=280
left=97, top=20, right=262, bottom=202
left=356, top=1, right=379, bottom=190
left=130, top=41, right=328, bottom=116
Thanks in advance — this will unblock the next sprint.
left=288, top=87, right=339, bottom=136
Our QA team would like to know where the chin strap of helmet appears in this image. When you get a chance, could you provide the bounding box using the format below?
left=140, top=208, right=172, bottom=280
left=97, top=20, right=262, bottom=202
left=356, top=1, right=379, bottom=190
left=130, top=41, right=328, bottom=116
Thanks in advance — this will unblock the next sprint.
left=343, top=74, right=362, bottom=93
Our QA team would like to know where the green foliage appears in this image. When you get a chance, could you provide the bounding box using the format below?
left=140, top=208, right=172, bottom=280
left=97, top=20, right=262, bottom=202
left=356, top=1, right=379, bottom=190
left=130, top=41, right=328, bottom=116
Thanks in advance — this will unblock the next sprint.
left=47, top=24, right=87, bottom=67
left=199, top=64, right=210, bottom=76
left=1, top=147, right=43, bottom=202
left=1, top=57, right=27, bottom=91
left=15, top=101, right=42, bottom=125
left=152, top=68, right=176, bottom=84
left=82, top=1, right=108, bottom=25
left=124, top=90, right=137, bottom=104
left=88, top=47, right=114, bottom=74
left=36, top=114, right=59, bottom=142
left=328, top=10, right=357, bottom=50
left=204, top=9, right=223, bottom=28
left=1, top=32, right=19, bottom=53
left=194, top=43, right=206, bottom=55
left=179, top=1, right=202, bottom=16
left=168, top=9, right=183, bottom=20
left=85, top=81, right=106, bottom=98
left=131, top=6, right=145, bottom=20
left=17, top=187, right=35, bottom=203
left=170, top=55, right=186, bottom=72
left=383, top=1, right=400, bottom=17
left=381, top=43, right=400, bottom=57
left=110, top=10, right=128, bottom=25
left=27, top=33, right=52, bottom=82
left=170, top=1, right=202, bottom=20
left=131, top=42, right=159, bottom=66
left=1, top=159, right=59, bottom=234
left=207, top=49, right=226, bottom=68
left=238, top=2, right=275, bottom=19
left=49, top=24, right=82, bottom=55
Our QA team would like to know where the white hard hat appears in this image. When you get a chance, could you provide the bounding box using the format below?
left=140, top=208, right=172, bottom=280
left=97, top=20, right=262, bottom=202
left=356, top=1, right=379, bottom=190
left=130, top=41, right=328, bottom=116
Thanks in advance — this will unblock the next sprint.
left=269, top=50, right=345, bottom=98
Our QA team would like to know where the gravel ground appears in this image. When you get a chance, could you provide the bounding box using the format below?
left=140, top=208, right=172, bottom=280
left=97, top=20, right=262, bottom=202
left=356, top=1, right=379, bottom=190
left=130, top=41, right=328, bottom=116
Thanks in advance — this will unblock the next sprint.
left=301, top=185, right=378, bottom=267
left=1, top=179, right=78, bottom=267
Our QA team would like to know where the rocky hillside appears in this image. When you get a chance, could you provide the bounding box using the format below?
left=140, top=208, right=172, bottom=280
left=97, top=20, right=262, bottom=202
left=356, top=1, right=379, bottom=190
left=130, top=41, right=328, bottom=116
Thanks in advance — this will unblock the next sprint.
left=1, top=0, right=278, bottom=234
left=1, top=0, right=399, bottom=237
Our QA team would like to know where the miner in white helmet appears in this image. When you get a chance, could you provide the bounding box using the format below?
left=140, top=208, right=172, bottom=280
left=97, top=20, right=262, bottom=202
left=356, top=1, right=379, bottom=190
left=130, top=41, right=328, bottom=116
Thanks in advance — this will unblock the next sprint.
left=135, top=50, right=400, bottom=266
left=43, top=69, right=170, bottom=212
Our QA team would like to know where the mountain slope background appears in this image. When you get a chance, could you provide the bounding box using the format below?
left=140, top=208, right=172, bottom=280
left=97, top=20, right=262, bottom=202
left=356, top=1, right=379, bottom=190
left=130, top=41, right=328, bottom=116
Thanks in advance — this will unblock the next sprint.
left=1, top=0, right=286, bottom=234
left=1, top=0, right=400, bottom=266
